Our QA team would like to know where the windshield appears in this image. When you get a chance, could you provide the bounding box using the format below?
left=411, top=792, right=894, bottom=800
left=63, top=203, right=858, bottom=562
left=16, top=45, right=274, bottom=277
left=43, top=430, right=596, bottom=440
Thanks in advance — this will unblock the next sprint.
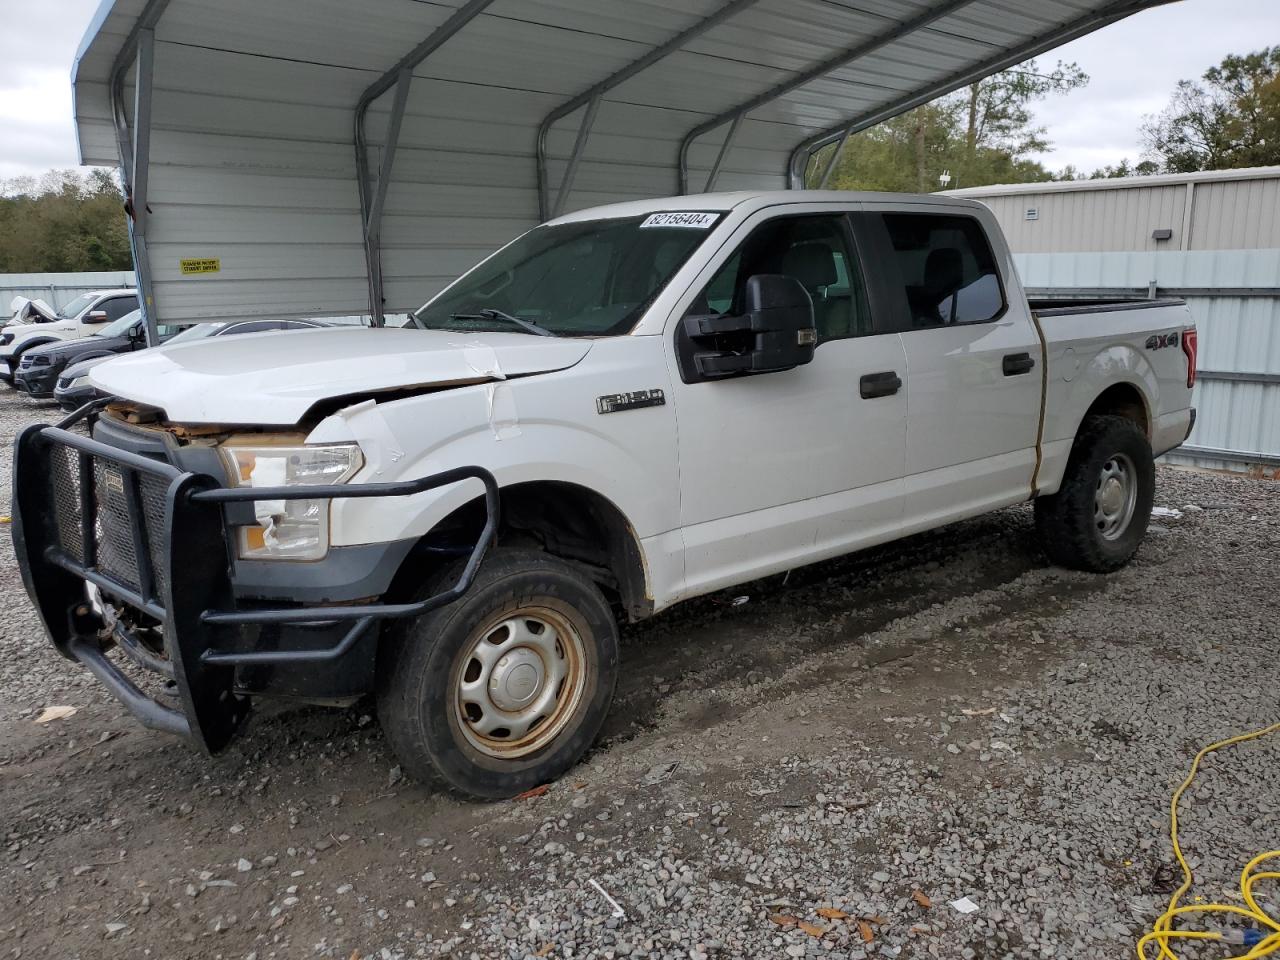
left=413, top=213, right=719, bottom=337
left=57, top=293, right=97, bottom=319
left=167, top=321, right=231, bottom=344
left=94, top=309, right=143, bottom=338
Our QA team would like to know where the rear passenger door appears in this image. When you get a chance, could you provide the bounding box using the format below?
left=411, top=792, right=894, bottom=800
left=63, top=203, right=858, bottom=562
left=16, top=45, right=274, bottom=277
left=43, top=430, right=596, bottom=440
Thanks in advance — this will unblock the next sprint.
left=856, top=204, right=1041, bottom=530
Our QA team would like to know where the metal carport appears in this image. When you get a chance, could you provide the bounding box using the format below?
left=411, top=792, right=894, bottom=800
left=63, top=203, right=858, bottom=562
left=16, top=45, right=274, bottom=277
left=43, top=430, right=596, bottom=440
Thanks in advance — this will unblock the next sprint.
left=70, top=0, right=1176, bottom=340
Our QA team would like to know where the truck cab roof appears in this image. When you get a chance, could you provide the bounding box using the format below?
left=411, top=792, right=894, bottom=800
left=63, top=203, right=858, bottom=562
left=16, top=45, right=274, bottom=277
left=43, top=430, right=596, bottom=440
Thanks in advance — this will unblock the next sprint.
left=549, top=190, right=989, bottom=226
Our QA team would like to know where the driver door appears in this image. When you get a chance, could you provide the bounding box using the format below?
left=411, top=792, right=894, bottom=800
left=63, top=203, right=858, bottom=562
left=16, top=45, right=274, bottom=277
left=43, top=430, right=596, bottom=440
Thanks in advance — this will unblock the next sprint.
left=665, top=205, right=908, bottom=600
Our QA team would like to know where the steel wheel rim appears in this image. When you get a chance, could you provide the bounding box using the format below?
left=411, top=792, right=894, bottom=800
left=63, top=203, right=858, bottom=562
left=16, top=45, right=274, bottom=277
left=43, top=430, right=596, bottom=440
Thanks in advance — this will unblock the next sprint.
left=454, top=606, right=587, bottom=759
left=1094, top=452, right=1138, bottom=541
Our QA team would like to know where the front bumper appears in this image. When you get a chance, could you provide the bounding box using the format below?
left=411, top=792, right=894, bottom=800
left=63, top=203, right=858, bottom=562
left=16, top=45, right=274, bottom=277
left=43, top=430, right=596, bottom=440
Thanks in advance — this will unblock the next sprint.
left=14, top=366, right=58, bottom=398
left=12, top=408, right=498, bottom=752
left=55, top=382, right=98, bottom=411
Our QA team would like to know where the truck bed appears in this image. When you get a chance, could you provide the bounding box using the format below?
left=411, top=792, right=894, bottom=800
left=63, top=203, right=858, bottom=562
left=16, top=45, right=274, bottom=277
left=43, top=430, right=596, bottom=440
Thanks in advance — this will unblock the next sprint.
left=1029, top=297, right=1188, bottom=317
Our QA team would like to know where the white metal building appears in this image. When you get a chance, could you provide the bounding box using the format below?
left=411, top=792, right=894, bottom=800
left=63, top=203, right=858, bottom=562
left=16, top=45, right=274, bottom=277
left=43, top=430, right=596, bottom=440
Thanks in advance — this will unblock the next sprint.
left=949, top=168, right=1280, bottom=471
left=70, top=0, right=1175, bottom=333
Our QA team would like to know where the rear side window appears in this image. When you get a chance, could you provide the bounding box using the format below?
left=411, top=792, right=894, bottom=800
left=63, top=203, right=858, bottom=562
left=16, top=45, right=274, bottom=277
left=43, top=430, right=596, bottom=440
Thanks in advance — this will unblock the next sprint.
left=100, top=296, right=138, bottom=321
left=879, top=214, right=1004, bottom=327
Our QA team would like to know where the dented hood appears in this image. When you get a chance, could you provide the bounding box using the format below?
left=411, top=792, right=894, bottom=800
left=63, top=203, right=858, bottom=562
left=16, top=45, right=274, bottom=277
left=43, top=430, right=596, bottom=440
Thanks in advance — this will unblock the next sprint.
left=88, top=327, right=593, bottom=424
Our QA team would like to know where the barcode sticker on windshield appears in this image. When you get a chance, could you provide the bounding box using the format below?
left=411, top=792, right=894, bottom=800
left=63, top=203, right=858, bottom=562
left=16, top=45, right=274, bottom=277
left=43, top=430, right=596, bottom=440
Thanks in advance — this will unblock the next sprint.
left=640, top=212, right=717, bottom=229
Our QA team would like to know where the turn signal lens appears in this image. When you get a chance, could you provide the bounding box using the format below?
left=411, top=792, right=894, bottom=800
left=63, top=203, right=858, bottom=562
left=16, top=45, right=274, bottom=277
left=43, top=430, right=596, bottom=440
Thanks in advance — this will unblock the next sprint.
left=1182, top=328, right=1198, bottom=388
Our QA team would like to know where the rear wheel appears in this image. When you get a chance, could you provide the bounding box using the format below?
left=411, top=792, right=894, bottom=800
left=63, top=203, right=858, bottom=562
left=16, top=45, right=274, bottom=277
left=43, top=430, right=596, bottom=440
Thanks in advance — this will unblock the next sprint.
left=1034, top=414, right=1155, bottom=572
left=376, top=548, right=619, bottom=799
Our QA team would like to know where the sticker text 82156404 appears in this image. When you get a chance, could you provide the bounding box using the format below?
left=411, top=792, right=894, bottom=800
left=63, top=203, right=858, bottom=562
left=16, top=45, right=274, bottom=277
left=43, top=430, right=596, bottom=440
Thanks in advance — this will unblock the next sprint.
left=640, top=212, right=717, bottom=229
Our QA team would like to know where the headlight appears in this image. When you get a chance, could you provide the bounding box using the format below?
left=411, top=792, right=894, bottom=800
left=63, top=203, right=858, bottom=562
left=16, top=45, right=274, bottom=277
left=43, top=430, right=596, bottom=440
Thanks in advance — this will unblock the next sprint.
left=220, top=443, right=363, bottom=560
left=66, top=376, right=88, bottom=389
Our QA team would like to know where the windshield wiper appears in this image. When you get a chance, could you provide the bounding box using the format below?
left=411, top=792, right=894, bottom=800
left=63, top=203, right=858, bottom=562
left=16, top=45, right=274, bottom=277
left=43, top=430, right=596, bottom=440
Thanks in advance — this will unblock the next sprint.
left=449, top=308, right=554, bottom=337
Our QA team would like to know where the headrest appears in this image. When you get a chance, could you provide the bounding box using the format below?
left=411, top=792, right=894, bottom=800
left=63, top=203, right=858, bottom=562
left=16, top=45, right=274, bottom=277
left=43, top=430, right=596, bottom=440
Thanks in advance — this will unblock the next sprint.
left=781, top=242, right=838, bottom=291
left=924, top=247, right=963, bottom=296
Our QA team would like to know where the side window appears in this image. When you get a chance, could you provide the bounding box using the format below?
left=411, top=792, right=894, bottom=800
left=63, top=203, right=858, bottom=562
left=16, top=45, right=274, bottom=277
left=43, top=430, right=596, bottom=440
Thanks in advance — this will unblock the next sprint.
left=100, top=297, right=137, bottom=321
left=685, top=214, right=872, bottom=342
left=879, top=213, right=1004, bottom=327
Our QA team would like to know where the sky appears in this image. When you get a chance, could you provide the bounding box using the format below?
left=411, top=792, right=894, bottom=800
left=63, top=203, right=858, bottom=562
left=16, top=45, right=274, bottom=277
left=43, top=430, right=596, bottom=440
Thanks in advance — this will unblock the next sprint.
left=0, top=0, right=1277, bottom=183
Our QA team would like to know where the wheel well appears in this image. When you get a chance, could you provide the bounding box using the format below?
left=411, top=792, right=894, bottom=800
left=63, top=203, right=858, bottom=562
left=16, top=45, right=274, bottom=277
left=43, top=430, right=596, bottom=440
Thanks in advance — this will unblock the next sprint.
left=388, top=481, right=652, bottom=622
left=1083, top=383, right=1149, bottom=437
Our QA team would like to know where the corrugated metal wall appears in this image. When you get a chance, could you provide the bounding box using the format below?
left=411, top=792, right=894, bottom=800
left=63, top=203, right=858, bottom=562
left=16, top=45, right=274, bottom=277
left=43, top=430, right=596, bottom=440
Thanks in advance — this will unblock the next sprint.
left=953, top=168, right=1280, bottom=254
left=1017, top=250, right=1280, bottom=473
left=1, top=271, right=137, bottom=312
left=979, top=184, right=1190, bottom=252
left=1188, top=176, right=1280, bottom=250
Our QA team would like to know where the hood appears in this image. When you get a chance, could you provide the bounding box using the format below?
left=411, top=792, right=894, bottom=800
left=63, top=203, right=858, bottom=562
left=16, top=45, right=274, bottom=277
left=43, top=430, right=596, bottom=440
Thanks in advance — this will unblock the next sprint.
left=62, top=354, right=114, bottom=380
left=31, top=335, right=129, bottom=363
left=7, top=297, right=58, bottom=325
left=88, top=327, right=594, bottom=424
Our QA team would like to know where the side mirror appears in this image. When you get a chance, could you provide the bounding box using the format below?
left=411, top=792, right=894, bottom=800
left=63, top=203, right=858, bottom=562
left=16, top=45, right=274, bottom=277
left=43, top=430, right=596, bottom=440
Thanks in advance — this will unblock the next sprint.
left=678, top=274, right=816, bottom=381
left=85, top=310, right=110, bottom=323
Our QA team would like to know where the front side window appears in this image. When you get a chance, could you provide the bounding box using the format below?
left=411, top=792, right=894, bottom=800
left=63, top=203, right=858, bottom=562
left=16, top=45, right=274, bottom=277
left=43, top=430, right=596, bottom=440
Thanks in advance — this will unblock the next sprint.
left=415, top=215, right=718, bottom=338
left=685, top=214, right=871, bottom=342
left=94, top=309, right=143, bottom=338
left=879, top=213, right=1004, bottom=327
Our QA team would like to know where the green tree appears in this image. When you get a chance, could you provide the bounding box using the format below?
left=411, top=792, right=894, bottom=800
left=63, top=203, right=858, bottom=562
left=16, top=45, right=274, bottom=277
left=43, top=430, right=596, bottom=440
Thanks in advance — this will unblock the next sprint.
left=814, top=58, right=1088, bottom=193
left=0, top=169, right=132, bottom=273
left=1142, top=47, right=1280, bottom=172
left=1088, top=159, right=1160, bottom=179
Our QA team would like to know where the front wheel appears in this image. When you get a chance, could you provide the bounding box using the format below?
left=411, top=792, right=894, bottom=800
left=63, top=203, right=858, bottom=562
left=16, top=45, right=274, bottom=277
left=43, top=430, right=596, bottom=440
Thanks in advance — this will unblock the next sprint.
left=376, top=548, right=619, bottom=799
left=1034, top=414, right=1155, bottom=572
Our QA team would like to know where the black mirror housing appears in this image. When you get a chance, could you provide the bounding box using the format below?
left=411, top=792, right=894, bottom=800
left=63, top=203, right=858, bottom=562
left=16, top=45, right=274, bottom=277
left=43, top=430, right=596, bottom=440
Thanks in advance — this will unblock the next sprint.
left=678, top=274, right=817, bottom=381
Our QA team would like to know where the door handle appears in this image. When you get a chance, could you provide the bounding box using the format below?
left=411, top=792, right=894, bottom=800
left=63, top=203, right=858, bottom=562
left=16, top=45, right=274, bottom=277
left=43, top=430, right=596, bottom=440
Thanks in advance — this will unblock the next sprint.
left=859, top=371, right=902, bottom=399
left=1002, top=352, right=1035, bottom=376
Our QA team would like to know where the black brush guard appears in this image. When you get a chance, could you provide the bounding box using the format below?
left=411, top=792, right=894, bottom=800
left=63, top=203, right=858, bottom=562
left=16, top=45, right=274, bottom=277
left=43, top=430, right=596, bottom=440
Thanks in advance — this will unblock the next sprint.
left=11, top=412, right=498, bottom=753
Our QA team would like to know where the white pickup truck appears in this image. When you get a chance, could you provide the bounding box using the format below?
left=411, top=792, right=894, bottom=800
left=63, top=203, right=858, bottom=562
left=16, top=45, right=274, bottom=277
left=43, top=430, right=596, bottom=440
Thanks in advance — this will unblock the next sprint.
left=1, top=288, right=139, bottom=382
left=13, top=191, right=1196, bottom=798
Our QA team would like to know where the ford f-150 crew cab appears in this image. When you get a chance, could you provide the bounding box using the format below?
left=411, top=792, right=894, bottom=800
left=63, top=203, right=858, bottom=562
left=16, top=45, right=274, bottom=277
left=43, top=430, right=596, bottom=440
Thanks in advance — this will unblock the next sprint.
left=13, top=191, right=1197, bottom=799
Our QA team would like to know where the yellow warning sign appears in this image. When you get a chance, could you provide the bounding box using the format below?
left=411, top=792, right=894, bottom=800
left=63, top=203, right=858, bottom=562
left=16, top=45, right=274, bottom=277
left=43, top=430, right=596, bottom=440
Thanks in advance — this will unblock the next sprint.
left=180, top=258, right=221, bottom=275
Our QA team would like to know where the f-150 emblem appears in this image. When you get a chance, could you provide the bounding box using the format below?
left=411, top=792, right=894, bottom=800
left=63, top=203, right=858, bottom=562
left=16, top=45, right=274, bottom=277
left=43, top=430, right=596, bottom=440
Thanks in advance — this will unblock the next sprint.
left=596, top=389, right=665, bottom=415
left=1145, top=331, right=1180, bottom=350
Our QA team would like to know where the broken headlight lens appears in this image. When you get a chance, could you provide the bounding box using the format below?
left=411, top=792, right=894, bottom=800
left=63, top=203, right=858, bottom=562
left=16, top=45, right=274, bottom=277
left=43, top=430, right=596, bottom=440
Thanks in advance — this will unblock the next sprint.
left=219, top=443, right=363, bottom=560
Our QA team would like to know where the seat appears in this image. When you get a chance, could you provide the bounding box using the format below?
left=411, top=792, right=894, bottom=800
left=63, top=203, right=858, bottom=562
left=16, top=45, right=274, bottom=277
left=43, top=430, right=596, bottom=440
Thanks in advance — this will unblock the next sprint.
left=920, top=247, right=963, bottom=325
left=781, top=241, right=850, bottom=339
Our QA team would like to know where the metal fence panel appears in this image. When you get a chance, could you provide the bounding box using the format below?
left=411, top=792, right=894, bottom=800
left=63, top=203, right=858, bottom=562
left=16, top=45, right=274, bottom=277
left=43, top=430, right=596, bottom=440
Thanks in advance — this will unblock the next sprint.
left=0, top=272, right=137, bottom=313
left=1016, top=250, right=1280, bottom=473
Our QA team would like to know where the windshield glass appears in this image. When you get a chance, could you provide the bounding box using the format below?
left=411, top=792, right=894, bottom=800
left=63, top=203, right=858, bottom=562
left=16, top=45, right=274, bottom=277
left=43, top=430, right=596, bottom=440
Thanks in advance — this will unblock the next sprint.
left=167, top=321, right=231, bottom=344
left=94, top=309, right=143, bottom=338
left=413, top=214, right=719, bottom=337
left=57, top=293, right=97, bottom=319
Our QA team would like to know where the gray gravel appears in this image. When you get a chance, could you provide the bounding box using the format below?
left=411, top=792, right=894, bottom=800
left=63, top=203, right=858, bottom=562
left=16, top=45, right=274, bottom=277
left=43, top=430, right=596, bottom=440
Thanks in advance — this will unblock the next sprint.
left=1, top=389, right=1277, bottom=960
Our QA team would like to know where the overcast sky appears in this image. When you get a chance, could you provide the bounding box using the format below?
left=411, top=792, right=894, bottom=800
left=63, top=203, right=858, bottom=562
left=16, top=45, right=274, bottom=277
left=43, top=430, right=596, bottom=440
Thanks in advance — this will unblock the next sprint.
left=0, top=0, right=1276, bottom=183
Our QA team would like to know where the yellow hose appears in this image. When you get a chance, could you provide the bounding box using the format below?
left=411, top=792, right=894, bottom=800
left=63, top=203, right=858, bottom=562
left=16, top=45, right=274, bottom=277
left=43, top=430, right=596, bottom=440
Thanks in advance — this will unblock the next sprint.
left=1138, top=721, right=1280, bottom=959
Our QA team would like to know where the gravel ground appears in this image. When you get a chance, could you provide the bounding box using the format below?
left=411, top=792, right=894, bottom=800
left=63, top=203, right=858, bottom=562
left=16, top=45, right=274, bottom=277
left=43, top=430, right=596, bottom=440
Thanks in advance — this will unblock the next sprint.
left=1, top=390, right=1278, bottom=960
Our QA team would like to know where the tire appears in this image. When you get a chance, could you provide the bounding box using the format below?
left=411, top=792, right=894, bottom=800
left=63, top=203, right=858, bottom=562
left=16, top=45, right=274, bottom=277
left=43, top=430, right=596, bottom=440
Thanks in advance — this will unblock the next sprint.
left=1034, top=414, right=1155, bottom=573
left=376, top=548, right=619, bottom=799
